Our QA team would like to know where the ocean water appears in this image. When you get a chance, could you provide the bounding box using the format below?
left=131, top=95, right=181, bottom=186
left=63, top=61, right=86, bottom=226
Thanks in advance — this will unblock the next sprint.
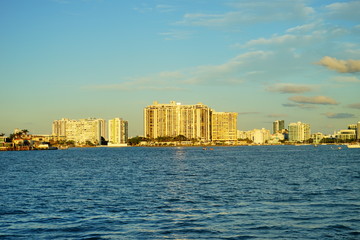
left=0, top=145, right=359, bottom=239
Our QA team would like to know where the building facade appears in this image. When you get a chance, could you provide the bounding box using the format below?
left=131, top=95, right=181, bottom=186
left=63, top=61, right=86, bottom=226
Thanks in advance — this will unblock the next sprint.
left=273, top=120, right=285, bottom=134
left=52, top=118, right=105, bottom=145
left=108, top=118, right=128, bottom=145
left=336, top=129, right=356, bottom=141
left=251, top=128, right=271, bottom=144
left=288, top=122, right=311, bottom=142
left=144, top=101, right=212, bottom=141
left=211, top=112, right=238, bottom=141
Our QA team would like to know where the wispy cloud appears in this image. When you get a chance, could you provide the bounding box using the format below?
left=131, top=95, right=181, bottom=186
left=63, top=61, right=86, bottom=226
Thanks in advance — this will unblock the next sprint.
left=84, top=71, right=186, bottom=91
left=330, top=76, right=360, bottom=83
left=134, top=3, right=177, bottom=13
left=159, top=30, right=192, bottom=40
left=282, top=103, right=316, bottom=109
left=325, top=1, right=360, bottom=22
left=288, top=96, right=338, bottom=105
left=266, top=83, right=313, bottom=94
left=179, top=0, right=314, bottom=28
left=286, top=22, right=317, bottom=33
left=317, top=56, right=360, bottom=73
left=184, top=51, right=272, bottom=85
left=238, top=112, right=260, bottom=115
left=348, top=103, right=360, bottom=109
left=267, top=113, right=287, bottom=118
left=323, top=112, right=356, bottom=119
left=83, top=50, right=274, bottom=91
left=156, top=4, right=177, bottom=13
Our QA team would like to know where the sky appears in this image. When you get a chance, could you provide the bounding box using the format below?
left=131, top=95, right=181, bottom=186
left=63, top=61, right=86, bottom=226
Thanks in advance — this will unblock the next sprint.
left=1, top=0, right=360, bottom=137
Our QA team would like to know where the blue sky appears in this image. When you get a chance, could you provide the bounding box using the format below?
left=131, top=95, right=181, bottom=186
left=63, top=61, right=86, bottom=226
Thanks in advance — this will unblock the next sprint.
left=1, top=0, right=359, bottom=136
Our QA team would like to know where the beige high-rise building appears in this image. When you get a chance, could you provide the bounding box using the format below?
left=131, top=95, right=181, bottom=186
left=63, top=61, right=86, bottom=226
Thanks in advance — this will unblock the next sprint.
left=144, top=101, right=212, bottom=141
left=288, top=121, right=311, bottom=142
left=211, top=112, right=238, bottom=141
left=52, top=118, right=105, bottom=145
left=108, top=118, right=128, bottom=145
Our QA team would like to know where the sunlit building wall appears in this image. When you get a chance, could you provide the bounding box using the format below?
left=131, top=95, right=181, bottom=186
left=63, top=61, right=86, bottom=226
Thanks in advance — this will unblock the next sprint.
left=251, top=128, right=270, bottom=144
left=52, top=118, right=104, bottom=145
left=52, top=118, right=68, bottom=137
left=211, top=112, right=238, bottom=141
left=288, top=122, right=311, bottom=142
left=311, top=132, right=324, bottom=144
left=108, top=118, right=128, bottom=145
left=336, top=129, right=356, bottom=141
left=144, top=101, right=212, bottom=141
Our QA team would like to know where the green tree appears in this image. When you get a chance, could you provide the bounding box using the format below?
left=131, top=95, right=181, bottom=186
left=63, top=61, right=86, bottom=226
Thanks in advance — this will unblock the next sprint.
left=21, top=129, right=29, bottom=135
left=174, top=135, right=188, bottom=142
left=128, top=136, right=147, bottom=145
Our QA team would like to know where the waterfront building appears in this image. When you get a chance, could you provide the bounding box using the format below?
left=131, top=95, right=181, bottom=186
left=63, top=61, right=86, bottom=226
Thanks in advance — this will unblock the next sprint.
left=144, top=101, right=212, bottom=141
left=251, top=128, right=270, bottom=144
left=288, top=122, right=311, bottom=142
left=237, top=130, right=249, bottom=140
left=211, top=112, right=238, bottom=142
left=273, top=120, right=285, bottom=134
left=52, top=118, right=68, bottom=137
left=357, top=122, right=360, bottom=140
left=269, top=132, right=285, bottom=144
left=108, top=118, right=128, bottom=146
left=52, top=118, right=105, bottom=145
left=336, top=129, right=356, bottom=141
left=311, top=132, right=325, bottom=144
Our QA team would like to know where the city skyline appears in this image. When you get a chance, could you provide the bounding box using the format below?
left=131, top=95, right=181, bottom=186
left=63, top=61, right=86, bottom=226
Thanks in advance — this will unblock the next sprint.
left=1, top=0, right=359, bottom=136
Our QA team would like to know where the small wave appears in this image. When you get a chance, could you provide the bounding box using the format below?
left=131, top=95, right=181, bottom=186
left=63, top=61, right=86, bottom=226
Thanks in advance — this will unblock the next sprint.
left=222, top=235, right=257, bottom=240
left=0, top=210, right=27, bottom=216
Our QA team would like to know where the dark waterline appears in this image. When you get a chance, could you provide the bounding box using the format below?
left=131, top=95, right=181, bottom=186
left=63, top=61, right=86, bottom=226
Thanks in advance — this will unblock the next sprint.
left=1, top=146, right=359, bottom=239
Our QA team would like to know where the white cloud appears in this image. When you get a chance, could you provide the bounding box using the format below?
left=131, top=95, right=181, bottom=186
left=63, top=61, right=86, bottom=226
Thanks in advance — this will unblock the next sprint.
left=266, top=83, right=313, bottom=94
left=159, top=30, right=192, bottom=40
left=331, top=76, right=360, bottom=83
left=286, top=23, right=317, bottom=33
left=84, top=71, right=186, bottom=91
left=317, top=56, right=360, bottom=73
left=267, top=113, right=287, bottom=118
left=179, top=0, right=314, bottom=27
left=156, top=4, right=177, bottom=13
left=245, top=34, right=297, bottom=47
left=289, top=96, right=338, bottom=105
left=325, top=1, right=360, bottom=22
left=323, top=112, right=356, bottom=119
left=185, top=51, right=272, bottom=84
left=348, top=103, right=360, bottom=109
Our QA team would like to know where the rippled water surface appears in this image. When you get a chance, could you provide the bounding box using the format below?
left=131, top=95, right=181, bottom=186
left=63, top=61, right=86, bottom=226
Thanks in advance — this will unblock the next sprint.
left=1, top=146, right=360, bottom=239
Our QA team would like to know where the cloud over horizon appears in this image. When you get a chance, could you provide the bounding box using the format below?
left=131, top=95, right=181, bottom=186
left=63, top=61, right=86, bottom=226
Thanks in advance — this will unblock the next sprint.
left=348, top=103, right=360, bottom=109
left=323, top=112, right=356, bottom=119
left=266, top=83, right=313, bottom=94
left=289, top=96, right=338, bottom=105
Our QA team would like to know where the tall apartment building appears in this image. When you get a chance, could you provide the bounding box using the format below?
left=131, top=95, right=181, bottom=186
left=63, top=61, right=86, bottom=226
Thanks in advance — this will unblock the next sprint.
left=273, top=120, right=285, bottom=134
left=108, top=118, right=128, bottom=145
left=144, top=101, right=212, bottom=141
left=52, top=118, right=106, bottom=145
left=288, top=122, right=311, bottom=142
left=211, top=112, right=238, bottom=141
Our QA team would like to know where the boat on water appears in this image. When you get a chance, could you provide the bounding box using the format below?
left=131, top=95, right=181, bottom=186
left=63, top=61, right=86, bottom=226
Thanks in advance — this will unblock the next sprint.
left=347, top=144, right=360, bottom=149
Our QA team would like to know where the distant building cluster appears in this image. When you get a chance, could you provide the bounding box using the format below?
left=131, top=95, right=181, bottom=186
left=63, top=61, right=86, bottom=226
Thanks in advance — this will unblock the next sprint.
left=143, top=101, right=238, bottom=143
left=1, top=100, right=360, bottom=150
left=52, top=118, right=128, bottom=146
